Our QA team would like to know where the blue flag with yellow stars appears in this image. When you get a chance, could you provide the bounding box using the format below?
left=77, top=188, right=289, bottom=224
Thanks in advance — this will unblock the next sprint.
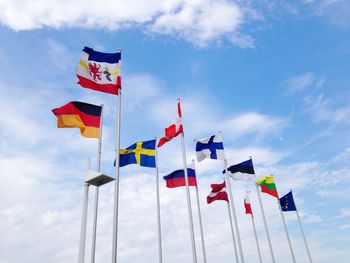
left=119, top=139, right=156, bottom=168
left=279, top=191, right=297, bottom=212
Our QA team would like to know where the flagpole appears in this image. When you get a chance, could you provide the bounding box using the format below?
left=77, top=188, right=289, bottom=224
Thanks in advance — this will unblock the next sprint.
left=296, top=210, right=312, bottom=263
left=192, top=160, right=207, bottom=263
left=290, top=189, right=313, bottom=263
left=179, top=114, right=198, bottom=263
left=246, top=192, right=262, bottom=263
left=277, top=191, right=296, bottom=263
left=112, top=54, right=122, bottom=263
left=256, top=184, right=276, bottom=263
left=224, top=159, right=245, bottom=263
left=155, top=143, right=163, bottom=263
left=90, top=104, right=104, bottom=263
left=78, top=183, right=89, bottom=263
left=226, top=200, right=239, bottom=263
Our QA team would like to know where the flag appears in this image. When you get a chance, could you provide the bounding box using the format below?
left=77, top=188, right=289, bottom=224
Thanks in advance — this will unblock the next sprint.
left=119, top=139, right=156, bottom=168
left=157, top=100, right=183, bottom=147
left=280, top=191, right=297, bottom=212
left=52, top=101, right=102, bottom=138
left=244, top=196, right=253, bottom=215
left=195, top=133, right=225, bottom=162
left=224, top=159, right=256, bottom=181
left=163, top=164, right=196, bottom=188
left=207, top=181, right=228, bottom=204
left=76, top=47, right=121, bottom=95
left=256, top=176, right=279, bottom=198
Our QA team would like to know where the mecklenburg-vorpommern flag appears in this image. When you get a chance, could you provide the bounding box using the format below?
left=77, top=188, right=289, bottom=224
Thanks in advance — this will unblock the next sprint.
left=256, top=176, right=279, bottom=198
left=119, top=139, right=156, bottom=168
left=195, top=133, right=225, bottom=162
left=76, top=47, right=121, bottom=95
left=52, top=101, right=102, bottom=139
left=224, top=159, right=256, bottom=181
left=163, top=164, right=197, bottom=188
left=280, top=191, right=297, bottom=212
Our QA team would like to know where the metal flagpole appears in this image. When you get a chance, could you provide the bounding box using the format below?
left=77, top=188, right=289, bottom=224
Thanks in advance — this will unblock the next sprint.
left=90, top=104, right=104, bottom=263
left=112, top=51, right=122, bottom=263
left=180, top=131, right=198, bottom=263
left=224, top=159, right=245, bottom=263
left=296, top=209, right=313, bottom=263
left=192, top=160, right=207, bottom=263
left=155, top=144, right=163, bottom=263
left=226, top=199, right=239, bottom=263
left=256, top=184, right=276, bottom=263
left=277, top=199, right=296, bottom=263
left=78, top=183, right=89, bottom=263
left=246, top=192, right=262, bottom=263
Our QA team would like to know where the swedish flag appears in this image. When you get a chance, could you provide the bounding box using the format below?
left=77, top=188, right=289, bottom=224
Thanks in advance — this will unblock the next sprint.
left=119, top=139, right=156, bottom=168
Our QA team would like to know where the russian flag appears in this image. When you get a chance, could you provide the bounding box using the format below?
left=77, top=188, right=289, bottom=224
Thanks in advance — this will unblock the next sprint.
left=163, top=165, right=197, bottom=188
left=76, top=47, right=121, bottom=95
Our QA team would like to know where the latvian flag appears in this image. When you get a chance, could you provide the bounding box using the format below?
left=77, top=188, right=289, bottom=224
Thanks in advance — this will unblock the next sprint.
left=76, top=47, right=121, bottom=95
left=207, top=181, right=229, bottom=204
left=163, top=164, right=197, bottom=188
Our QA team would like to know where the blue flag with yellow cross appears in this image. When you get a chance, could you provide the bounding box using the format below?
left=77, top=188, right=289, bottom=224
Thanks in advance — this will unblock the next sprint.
left=119, top=139, right=156, bottom=168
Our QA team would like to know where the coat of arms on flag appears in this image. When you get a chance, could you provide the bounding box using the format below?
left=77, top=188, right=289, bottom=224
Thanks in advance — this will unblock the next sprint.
left=76, top=47, right=121, bottom=95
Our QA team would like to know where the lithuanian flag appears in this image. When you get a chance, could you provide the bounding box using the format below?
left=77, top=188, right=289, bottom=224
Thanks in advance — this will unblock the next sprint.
left=52, top=101, right=102, bottom=138
left=256, top=176, right=279, bottom=198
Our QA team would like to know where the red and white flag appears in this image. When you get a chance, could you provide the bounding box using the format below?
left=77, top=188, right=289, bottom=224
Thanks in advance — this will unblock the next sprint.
left=157, top=100, right=183, bottom=147
left=244, top=195, right=253, bottom=215
left=207, top=181, right=229, bottom=204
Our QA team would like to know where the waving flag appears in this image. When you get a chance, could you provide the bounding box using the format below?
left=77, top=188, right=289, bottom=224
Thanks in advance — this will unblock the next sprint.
left=207, top=181, right=228, bottom=204
left=119, top=139, right=156, bottom=168
left=224, top=159, right=256, bottom=181
left=256, top=176, right=279, bottom=198
left=77, top=47, right=121, bottom=95
left=280, top=191, right=297, bottom=212
left=52, top=101, right=102, bottom=138
left=163, top=164, right=196, bottom=188
left=195, top=133, right=225, bottom=162
left=157, top=100, right=183, bottom=147
left=244, top=195, right=253, bottom=215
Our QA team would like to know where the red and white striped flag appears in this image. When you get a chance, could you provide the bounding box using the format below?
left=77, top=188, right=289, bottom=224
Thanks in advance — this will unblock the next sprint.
left=207, top=181, right=229, bottom=204
left=244, top=195, right=253, bottom=215
left=157, top=100, right=183, bottom=147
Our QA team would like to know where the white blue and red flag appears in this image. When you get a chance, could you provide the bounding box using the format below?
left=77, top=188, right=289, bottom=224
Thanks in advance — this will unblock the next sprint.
left=76, top=47, right=121, bottom=95
left=163, top=163, right=197, bottom=188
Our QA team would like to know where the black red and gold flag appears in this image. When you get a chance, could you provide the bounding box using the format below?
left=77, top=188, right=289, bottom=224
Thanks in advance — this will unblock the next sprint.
left=52, top=101, right=102, bottom=138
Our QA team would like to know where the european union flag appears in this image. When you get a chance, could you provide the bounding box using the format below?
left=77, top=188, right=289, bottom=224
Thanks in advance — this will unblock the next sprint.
left=119, top=139, right=156, bottom=168
left=279, top=191, right=297, bottom=212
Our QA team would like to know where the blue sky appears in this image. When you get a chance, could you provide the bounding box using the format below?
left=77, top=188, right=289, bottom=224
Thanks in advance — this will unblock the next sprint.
left=1, top=1, right=350, bottom=263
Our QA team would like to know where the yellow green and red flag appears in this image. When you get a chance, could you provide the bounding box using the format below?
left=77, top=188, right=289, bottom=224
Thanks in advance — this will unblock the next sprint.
left=256, top=176, right=279, bottom=198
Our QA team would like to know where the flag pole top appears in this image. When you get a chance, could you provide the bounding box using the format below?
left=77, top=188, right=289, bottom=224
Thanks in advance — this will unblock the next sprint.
left=117, top=48, right=122, bottom=53
left=249, top=156, right=252, bottom=159
left=177, top=98, right=181, bottom=102
left=100, top=104, right=104, bottom=107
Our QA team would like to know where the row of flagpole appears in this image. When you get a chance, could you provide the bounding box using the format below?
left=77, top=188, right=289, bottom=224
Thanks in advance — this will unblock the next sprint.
left=51, top=46, right=313, bottom=263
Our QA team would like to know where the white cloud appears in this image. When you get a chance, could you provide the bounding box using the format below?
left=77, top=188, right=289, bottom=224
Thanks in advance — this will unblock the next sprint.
left=304, top=94, right=350, bottom=124
left=283, top=72, right=319, bottom=93
left=0, top=0, right=249, bottom=47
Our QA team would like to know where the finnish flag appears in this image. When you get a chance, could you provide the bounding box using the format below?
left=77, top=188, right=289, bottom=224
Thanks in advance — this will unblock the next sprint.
left=195, top=133, right=225, bottom=162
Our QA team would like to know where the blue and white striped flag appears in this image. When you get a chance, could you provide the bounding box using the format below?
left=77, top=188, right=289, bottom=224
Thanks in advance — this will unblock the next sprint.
left=195, top=133, right=225, bottom=162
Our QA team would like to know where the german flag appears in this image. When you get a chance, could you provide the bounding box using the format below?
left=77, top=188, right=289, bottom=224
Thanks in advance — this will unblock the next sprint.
left=52, top=101, right=102, bottom=138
